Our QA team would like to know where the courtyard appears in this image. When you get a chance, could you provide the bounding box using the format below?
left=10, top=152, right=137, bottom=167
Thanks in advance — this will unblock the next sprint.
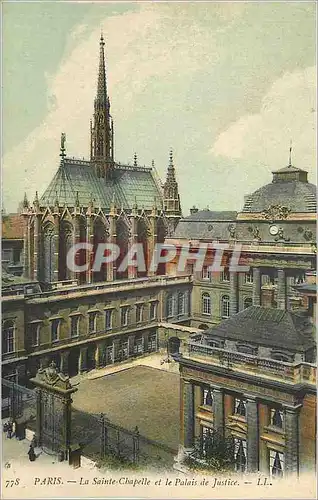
left=71, top=364, right=180, bottom=466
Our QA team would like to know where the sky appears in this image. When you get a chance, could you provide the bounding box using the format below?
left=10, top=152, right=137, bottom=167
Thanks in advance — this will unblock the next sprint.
left=2, top=1, right=316, bottom=215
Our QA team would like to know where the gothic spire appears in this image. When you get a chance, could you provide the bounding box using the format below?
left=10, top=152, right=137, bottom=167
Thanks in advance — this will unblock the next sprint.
left=163, top=149, right=182, bottom=219
left=96, top=32, right=107, bottom=105
left=288, top=139, right=292, bottom=167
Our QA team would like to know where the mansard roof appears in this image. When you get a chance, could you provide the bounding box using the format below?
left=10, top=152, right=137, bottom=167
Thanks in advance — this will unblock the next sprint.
left=172, top=210, right=237, bottom=239
left=40, top=158, right=163, bottom=210
left=203, top=306, right=315, bottom=352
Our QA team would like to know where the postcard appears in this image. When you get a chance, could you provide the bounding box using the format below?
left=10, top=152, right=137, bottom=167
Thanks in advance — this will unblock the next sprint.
left=1, top=1, right=317, bottom=499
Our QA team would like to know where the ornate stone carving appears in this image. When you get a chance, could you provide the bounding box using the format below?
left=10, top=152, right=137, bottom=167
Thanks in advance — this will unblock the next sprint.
left=36, top=361, right=72, bottom=390
left=303, top=228, right=313, bottom=241
left=228, top=223, right=236, bottom=238
left=248, top=225, right=261, bottom=240
left=261, top=204, right=291, bottom=222
left=274, top=227, right=290, bottom=242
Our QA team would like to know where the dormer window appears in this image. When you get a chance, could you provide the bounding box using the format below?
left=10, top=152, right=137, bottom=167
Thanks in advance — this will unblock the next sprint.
left=236, top=343, right=257, bottom=355
left=271, top=351, right=294, bottom=363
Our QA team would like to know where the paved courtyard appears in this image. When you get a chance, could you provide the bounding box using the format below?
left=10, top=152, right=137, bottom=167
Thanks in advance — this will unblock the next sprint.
left=72, top=365, right=180, bottom=452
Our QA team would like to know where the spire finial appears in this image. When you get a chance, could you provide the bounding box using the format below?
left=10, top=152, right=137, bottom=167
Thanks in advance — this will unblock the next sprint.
left=23, top=192, right=29, bottom=209
left=151, top=159, right=155, bottom=168
left=169, top=148, right=173, bottom=167
left=60, top=132, right=66, bottom=161
left=288, top=139, right=292, bottom=167
left=134, top=153, right=138, bottom=167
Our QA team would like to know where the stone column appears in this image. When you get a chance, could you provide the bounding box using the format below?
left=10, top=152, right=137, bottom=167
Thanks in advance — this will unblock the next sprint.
left=112, top=338, right=120, bottom=363
left=212, top=388, right=224, bottom=437
left=277, top=269, right=287, bottom=310
left=22, top=215, right=30, bottom=279
left=60, top=351, right=69, bottom=375
left=229, top=272, right=239, bottom=316
left=35, top=388, right=42, bottom=446
left=128, top=216, right=138, bottom=279
left=78, top=347, right=88, bottom=373
left=252, top=267, right=261, bottom=306
left=143, top=332, right=148, bottom=353
left=284, top=406, right=300, bottom=475
left=53, top=216, right=59, bottom=282
left=86, top=215, right=94, bottom=284
left=107, top=212, right=116, bottom=281
left=182, top=380, right=194, bottom=449
left=95, top=341, right=105, bottom=369
left=246, top=397, right=259, bottom=472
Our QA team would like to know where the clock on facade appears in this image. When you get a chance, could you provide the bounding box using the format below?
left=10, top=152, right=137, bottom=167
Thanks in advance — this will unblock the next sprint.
left=269, top=225, right=279, bottom=236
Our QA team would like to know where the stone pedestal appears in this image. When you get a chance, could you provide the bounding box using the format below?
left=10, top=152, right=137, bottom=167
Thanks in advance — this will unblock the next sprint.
left=284, top=406, right=300, bottom=475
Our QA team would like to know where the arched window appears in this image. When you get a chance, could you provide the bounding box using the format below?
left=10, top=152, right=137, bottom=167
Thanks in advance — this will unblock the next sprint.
left=167, top=294, right=174, bottom=318
left=202, top=293, right=211, bottom=315
left=243, top=297, right=253, bottom=309
left=221, top=295, right=230, bottom=318
left=2, top=320, right=15, bottom=354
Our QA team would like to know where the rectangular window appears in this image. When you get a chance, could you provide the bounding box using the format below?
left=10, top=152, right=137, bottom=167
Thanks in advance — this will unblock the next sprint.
left=105, top=309, right=112, bottom=330
left=136, top=304, right=143, bottom=323
left=133, top=334, right=143, bottom=354
left=244, top=270, right=253, bottom=284
left=71, top=315, right=80, bottom=338
left=167, top=295, right=174, bottom=318
left=234, top=398, right=246, bottom=417
left=51, top=319, right=60, bottom=343
left=88, top=312, right=97, bottom=334
left=234, top=438, right=247, bottom=472
left=202, top=388, right=213, bottom=406
left=3, top=322, right=15, bottom=354
left=121, top=307, right=129, bottom=327
left=202, top=266, right=209, bottom=280
left=202, top=294, right=211, bottom=315
left=270, top=408, right=284, bottom=429
left=148, top=333, right=157, bottom=351
left=201, top=426, right=214, bottom=457
left=150, top=302, right=157, bottom=320
left=178, top=293, right=185, bottom=315
left=269, top=450, right=284, bottom=478
left=30, top=323, right=40, bottom=347
left=221, top=268, right=230, bottom=282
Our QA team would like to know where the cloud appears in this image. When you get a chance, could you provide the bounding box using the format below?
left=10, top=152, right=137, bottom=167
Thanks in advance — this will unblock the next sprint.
left=211, top=66, right=316, bottom=181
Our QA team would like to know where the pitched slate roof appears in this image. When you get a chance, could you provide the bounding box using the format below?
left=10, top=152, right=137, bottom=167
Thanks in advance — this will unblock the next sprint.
left=40, top=158, right=163, bottom=210
left=172, top=210, right=237, bottom=239
left=203, top=306, right=315, bottom=352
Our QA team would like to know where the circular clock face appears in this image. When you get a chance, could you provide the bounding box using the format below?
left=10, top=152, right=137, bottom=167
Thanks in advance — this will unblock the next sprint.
left=269, top=225, right=279, bottom=236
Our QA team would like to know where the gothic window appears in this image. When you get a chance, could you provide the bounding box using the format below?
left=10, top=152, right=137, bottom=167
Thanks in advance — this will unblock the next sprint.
left=221, top=268, right=230, bottom=282
left=105, top=309, right=112, bottom=330
left=244, top=270, right=253, bottom=284
left=243, top=297, right=253, bottom=309
left=202, top=293, right=211, bottom=315
left=30, top=323, right=40, bottom=347
left=178, top=292, right=185, bottom=315
left=234, top=398, right=246, bottom=417
left=88, top=312, right=97, bottom=334
left=70, top=316, right=80, bottom=338
left=167, top=294, right=174, bottom=318
left=2, top=320, right=15, bottom=354
left=221, top=295, right=230, bottom=318
left=233, top=438, right=247, bottom=472
left=121, top=307, right=129, bottom=327
left=269, top=450, right=284, bottom=478
left=136, top=304, right=143, bottom=324
left=51, top=319, right=60, bottom=343
left=201, top=426, right=214, bottom=457
left=270, top=408, right=284, bottom=429
left=148, top=333, right=157, bottom=352
left=202, top=387, right=213, bottom=407
left=150, top=302, right=157, bottom=320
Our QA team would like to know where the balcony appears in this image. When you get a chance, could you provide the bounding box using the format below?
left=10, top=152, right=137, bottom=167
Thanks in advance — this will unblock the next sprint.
left=185, top=341, right=316, bottom=386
